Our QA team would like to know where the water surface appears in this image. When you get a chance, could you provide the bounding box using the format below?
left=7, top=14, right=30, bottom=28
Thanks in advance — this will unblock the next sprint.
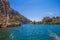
left=0, top=24, right=60, bottom=40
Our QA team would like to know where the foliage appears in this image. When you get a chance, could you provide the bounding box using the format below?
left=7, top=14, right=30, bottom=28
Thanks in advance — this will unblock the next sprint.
left=32, top=16, right=60, bottom=24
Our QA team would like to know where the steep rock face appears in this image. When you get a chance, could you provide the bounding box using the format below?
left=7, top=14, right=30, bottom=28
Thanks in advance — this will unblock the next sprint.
left=9, top=8, right=31, bottom=24
left=0, top=0, right=10, bottom=27
left=0, top=0, right=31, bottom=27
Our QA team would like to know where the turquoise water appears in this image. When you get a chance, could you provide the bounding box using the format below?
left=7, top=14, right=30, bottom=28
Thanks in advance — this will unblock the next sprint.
left=0, top=24, right=60, bottom=40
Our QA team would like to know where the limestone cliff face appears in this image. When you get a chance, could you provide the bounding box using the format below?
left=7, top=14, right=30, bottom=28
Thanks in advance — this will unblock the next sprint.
left=0, top=0, right=31, bottom=27
left=0, top=0, right=10, bottom=27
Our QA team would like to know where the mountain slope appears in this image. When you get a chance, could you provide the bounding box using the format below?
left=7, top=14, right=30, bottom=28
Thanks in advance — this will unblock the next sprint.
left=9, top=8, right=31, bottom=24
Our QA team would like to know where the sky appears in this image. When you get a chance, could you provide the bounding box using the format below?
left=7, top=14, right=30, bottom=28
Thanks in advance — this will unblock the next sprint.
left=9, top=0, right=60, bottom=21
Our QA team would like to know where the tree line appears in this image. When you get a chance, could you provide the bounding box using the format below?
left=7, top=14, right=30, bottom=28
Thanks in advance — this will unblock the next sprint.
left=32, top=16, right=60, bottom=24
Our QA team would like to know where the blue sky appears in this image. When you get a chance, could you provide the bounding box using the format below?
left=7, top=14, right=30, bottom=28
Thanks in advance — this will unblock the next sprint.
left=9, top=0, right=60, bottom=21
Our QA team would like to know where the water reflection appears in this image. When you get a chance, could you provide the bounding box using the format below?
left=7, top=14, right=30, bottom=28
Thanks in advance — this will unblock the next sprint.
left=0, top=28, right=10, bottom=40
left=48, top=30, right=60, bottom=40
left=0, top=24, right=60, bottom=40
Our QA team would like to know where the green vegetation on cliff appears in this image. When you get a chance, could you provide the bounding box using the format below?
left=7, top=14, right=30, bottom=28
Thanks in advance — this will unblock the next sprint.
left=9, top=9, right=31, bottom=24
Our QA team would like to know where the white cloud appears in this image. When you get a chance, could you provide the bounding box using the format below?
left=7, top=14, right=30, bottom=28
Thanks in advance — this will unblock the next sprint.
left=47, top=12, right=54, bottom=16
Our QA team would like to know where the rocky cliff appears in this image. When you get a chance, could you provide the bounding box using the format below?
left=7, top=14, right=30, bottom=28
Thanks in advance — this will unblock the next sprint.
left=0, top=0, right=31, bottom=27
left=9, top=8, right=31, bottom=24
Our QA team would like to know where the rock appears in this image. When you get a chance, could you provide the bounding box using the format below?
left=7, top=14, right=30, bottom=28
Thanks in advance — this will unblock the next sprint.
left=0, top=0, right=31, bottom=27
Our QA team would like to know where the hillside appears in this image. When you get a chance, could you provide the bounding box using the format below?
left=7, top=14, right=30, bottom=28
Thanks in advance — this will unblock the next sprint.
left=0, top=0, right=31, bottom=27
left=9, top=8, right=31, bottom=24
left=32, top=16, right=60, bottom=24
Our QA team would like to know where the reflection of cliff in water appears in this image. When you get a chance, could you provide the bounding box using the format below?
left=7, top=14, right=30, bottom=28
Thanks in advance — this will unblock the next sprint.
left=0, top=28, right=10, bottom=40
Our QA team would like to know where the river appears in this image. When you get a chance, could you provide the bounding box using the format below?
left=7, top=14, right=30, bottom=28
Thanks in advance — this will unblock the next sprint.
left=0, top=24, right=60, bottom=40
